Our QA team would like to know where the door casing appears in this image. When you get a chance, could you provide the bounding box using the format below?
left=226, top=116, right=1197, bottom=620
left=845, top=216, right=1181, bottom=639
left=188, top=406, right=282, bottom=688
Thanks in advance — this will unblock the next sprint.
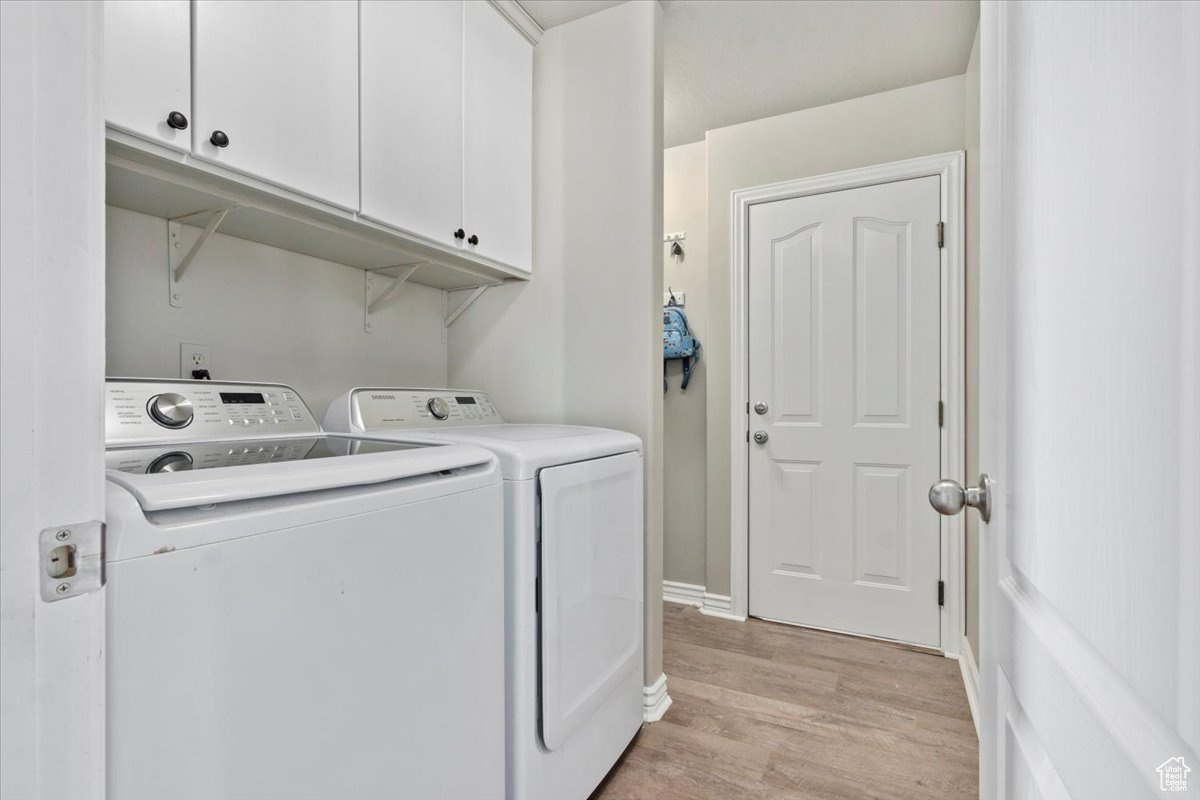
left=728, top=151, right=966, bottom=656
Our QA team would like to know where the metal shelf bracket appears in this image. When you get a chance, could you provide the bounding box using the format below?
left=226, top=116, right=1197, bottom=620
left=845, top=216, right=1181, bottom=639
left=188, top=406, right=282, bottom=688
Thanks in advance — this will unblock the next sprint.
left=168, top=204, right=237, bottom=308
left=441, top=284, right=498, bottom=342
left=364, top=264, right=423, bottom=333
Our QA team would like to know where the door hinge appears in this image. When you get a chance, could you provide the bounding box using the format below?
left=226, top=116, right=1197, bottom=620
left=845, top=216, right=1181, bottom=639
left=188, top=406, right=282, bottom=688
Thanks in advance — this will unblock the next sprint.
left=937, top=221, right=945, bottom=248
left=39, top=520, right=105, bottom=602
left=937, top=580, right=945, bottom=607
left=746, top=430, right=750, bottom=443
left=938, top=400, right=944, bottom=427
left=746, top=401, right=750, bottom=414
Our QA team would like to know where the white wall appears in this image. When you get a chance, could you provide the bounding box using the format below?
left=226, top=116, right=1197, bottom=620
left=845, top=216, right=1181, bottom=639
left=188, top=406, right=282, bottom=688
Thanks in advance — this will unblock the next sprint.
left=105, top=206, right=447, bottom=416
left=449, top=0, right=664, bottom=686
left=662, top=141, right=707, bottom=587
left=703, top=74, right=967, bottom=596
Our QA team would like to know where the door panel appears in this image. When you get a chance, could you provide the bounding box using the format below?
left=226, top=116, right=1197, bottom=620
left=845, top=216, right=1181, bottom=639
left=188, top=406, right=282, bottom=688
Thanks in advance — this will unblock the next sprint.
left=463, top=0, right=532, bottom=271
left=772, top=224, right=820, bottom=423
left=360, top=0, right=464, bottom=247
left=979, top=2, right=1200, bottom=796
left=749, top=176, right=941, bottom=647
left=854, top=217, right=909, bottom=424
left=192, top=0, right=358, bottom=209
left=539, top=453, right=643, bottom=751
left=103, top=0, right=191, bottom=150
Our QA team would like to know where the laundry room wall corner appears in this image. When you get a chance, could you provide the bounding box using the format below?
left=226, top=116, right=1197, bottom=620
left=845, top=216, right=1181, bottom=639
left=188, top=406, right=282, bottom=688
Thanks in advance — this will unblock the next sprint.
left=448, top=0, right=666, bottom=693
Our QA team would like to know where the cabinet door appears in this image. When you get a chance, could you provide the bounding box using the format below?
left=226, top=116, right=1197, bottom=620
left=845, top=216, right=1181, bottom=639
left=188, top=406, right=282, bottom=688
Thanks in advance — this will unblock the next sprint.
left=360, top=0, right=463, bottom=248
left=104, top=0, right=191, bottom=151
left=463, top=2, right=532, bottom=272
left=192, top=0, right=359, bottom=210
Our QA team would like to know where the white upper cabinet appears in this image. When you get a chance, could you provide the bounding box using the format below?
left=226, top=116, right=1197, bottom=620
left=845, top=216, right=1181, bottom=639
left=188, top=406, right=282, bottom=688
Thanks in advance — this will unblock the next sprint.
left=104, top=0, right=191, bottom=151
left=463, top=1, right=533, bottom=273
left=360, top=0, right=464, bottom=249
left=192, top=0, right=359, bottom=210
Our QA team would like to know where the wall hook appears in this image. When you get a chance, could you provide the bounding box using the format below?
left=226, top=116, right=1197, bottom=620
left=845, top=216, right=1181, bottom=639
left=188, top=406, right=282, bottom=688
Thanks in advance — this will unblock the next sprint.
left=670, top=241, right=684, bottom=257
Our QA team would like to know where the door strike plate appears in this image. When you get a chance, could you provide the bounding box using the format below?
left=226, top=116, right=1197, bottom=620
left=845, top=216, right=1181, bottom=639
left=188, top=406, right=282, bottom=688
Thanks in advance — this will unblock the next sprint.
left=39, top=521, right=105, bottom=602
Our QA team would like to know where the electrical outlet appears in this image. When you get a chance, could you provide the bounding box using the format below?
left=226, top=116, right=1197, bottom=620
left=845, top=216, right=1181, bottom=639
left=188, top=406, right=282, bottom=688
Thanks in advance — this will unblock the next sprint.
left=180, top=343, right=212, bottom=379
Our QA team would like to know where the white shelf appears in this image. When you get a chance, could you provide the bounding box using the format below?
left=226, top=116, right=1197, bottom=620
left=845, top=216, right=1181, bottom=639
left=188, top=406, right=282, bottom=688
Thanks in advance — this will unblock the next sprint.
left=105, top=131, right=530, bottom=293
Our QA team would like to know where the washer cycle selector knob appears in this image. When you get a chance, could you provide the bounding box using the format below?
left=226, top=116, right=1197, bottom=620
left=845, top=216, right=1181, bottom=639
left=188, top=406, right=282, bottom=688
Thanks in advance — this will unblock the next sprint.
left=427, top=396, right=450, bottom=420
left=146, top=451, right=194, bottom=474
left=148, top=393, right=194, bottom=428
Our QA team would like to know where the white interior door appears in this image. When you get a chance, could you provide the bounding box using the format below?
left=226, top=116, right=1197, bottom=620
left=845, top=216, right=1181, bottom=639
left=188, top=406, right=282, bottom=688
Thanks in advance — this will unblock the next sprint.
left=192, top=0, right=359, bottom=209
left=360, top=0, right=464, bottom=247
left=1, top=2, right=107, bottom=797
left=748, top=176, right=943, bottom=647
left=978, top=2, right=1199, bottom=797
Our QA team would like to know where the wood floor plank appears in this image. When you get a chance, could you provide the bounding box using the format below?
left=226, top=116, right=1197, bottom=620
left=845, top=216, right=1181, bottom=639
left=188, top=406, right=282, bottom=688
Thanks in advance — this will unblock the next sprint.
left=593, top=605, right=977, bottom=800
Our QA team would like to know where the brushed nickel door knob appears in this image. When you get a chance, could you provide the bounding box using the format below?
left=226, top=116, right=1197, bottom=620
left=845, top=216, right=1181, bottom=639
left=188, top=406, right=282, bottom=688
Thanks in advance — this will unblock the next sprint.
left=928, top=474, right=993, bottom=523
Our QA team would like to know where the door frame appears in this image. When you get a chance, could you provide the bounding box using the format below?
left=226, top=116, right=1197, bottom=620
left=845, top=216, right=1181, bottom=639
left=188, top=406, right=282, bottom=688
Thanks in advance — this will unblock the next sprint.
left=728, top=151, right=966, bottom=655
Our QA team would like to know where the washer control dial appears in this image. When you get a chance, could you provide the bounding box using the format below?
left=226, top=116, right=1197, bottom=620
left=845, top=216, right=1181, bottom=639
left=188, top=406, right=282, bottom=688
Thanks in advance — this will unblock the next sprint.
left=146, top=451, right=194, bottom=473
left=427, top=396, right=450, bottom=420
left=148, top=393, right=194, bottom=429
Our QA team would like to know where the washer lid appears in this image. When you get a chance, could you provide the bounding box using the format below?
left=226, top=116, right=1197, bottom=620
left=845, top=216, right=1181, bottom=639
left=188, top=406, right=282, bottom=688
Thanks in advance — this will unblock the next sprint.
left=393, top=424, right=642, bottom=480
left=106, top=435, right=496, bottom=510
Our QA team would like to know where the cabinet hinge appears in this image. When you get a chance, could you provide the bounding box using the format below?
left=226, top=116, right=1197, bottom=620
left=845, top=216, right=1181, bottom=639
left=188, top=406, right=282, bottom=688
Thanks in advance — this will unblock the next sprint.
left=40, top=520, right=105, bottom=602
left=938, top=400, right=944, bottom=427
left=937, top=580, right=945, bottom=607
left=937, top=221, right=945, bottom=248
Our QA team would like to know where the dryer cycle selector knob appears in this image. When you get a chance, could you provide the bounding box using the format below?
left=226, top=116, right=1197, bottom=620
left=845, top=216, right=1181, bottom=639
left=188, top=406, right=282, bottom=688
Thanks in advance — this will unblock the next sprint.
left=427, top=396, right=450, bottom=420
left=148, top=393, right=194, bottom=428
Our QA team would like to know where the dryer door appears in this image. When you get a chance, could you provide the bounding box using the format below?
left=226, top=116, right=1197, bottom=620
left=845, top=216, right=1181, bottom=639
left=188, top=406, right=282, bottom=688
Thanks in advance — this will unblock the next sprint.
left=539, top=451, right=644, bottom=751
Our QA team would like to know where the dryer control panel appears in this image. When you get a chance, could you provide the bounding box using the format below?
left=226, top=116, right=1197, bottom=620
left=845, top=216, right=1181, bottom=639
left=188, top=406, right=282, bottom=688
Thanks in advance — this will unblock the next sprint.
left=348, top=388, right=504, bottom=431
left=106, top=379, right=322, bottom=445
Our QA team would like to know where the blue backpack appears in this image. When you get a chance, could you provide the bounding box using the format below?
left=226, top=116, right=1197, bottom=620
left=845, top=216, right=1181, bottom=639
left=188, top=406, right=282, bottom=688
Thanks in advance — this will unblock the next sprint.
left=663, top=294, right=700, bottom=391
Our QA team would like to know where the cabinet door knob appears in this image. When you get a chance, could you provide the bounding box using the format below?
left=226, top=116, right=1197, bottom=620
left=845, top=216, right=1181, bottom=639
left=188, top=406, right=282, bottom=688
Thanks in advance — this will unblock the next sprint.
left=453, top=228, right=465, bottom=240
left=166, top=111, right=189, bottom=130
left=467, top=234, right=479, bottom=246
left=209, top=130, right=230, bottom=148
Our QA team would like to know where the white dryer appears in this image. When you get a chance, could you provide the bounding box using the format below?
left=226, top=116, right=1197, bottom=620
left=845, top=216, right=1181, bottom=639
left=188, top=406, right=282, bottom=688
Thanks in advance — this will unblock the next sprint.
left=325, top=388, right=644, bottom=800
left=104, top=379, right=506, bottom=800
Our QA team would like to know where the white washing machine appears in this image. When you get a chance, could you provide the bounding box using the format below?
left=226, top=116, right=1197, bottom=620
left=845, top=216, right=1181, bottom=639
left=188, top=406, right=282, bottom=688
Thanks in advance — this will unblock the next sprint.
left=104, top=379, right=506, bottom=800
left=325, top=388, right=644, bottom=800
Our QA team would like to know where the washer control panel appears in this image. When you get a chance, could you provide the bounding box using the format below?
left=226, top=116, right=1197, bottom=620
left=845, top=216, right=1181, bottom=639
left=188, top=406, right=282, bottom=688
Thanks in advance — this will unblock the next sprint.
left=106, top=379, right=321, bottom=445
left=349, top=388, right=503, bottom=430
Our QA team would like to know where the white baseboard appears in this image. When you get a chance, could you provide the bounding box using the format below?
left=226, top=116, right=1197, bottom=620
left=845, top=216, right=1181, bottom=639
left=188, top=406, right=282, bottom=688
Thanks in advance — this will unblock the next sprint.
left=642, top=673, right=672, bottom=723
left=662, top=580, right=747, bottom=621
left=958, top=634, right=981, bottom=736
left=700, top=591, right=746, bottom=622
left=662, top=580, right=705, bottom=607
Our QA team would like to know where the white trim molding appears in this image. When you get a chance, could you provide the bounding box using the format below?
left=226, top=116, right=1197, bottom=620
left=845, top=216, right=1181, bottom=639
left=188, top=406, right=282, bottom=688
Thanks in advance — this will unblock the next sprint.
left=729, top=151, right=967, bottom=655
left=662, top=580, right=705, bottom=607
left=642, top=673, right=672, bottom=723
left=662, top=581, right=748, bottom=621
left=489, top=0, right=543, bottom=45
left=699, top=592, right=746, bottom=622
left=957, top=635, right=981, bottom=736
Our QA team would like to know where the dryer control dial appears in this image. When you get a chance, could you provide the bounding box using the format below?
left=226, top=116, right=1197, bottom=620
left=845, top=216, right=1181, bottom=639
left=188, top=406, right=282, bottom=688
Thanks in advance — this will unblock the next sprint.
left=148, top=393, right=194, bottom=428
left=427, top=396, right=450, bottom=420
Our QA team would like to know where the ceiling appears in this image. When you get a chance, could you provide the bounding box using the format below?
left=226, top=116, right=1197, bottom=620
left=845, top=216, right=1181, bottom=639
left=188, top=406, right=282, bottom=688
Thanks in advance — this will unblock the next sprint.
left=517, top=0, right=979, bottom=148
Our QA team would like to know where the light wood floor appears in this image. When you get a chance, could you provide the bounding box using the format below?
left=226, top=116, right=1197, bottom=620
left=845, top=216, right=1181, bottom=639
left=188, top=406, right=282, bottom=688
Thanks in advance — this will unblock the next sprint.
left=593, top=603, right=978, bottom=800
